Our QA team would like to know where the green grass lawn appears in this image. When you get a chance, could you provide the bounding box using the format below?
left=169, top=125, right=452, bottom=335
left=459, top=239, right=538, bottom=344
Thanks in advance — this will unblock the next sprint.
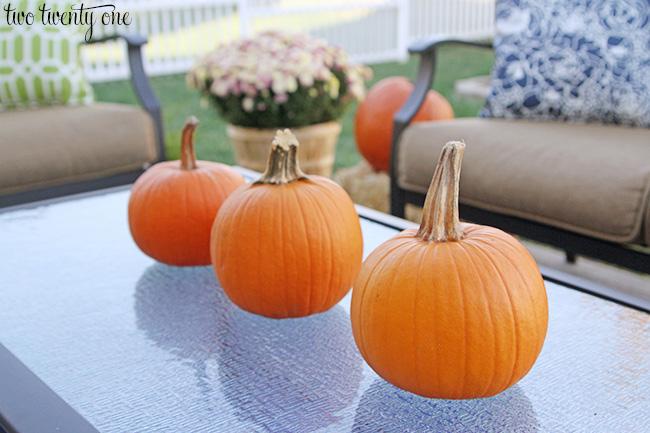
left=92, top=44, right=494, bottom=173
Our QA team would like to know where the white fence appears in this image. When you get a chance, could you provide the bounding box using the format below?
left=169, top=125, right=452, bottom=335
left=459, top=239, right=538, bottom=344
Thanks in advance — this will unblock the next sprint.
left=82, top=0, right=496, bottom=82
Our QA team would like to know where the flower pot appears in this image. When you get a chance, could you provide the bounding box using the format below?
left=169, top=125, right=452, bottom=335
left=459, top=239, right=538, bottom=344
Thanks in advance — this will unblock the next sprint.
left=226, top=121, right=342, bottom=177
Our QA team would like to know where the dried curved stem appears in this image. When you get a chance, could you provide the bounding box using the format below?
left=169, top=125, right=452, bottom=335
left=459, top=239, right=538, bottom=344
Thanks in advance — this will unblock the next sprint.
left=180, top=116, right=199, bottom=170
left=417, top=140, right=466, bottom=243
left=254, top=129, right=309, bottom=185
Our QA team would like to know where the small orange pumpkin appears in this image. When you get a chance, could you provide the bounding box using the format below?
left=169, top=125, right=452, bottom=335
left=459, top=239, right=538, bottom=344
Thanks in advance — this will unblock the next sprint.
left=354, top=76, right=454, bottom=172
left=211, top=129, right=364, bottom=318
left=350, top=140, right=548, bottom=399
left=128, top=117, right=245, bottom=266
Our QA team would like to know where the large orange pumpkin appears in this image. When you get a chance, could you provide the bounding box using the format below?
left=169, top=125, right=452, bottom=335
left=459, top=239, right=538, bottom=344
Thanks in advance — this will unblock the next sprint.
left=128, top=117, right=245, bottom=266
left=354, top=76, right=454, bottom=172
left=211, top=129, right=363, bottom=318
left=350, top=141, right=548, bottom=399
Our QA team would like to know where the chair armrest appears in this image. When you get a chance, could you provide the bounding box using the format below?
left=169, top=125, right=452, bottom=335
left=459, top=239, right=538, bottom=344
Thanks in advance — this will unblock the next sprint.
left=407, top=36, right=493, bottom=56
left=389, top=37, right=492, bottom=216
left=86, top=33, right=166, bottom=161
left=391, top=37, right=493, bottom=141
left=88, top=33, right=148, bottom=48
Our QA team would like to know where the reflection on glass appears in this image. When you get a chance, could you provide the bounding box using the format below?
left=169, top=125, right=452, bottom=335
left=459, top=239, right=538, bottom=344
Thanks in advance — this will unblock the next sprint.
left=135, top=264, right=234, bottom=395
left=353, top=380, right=539, bottom=432
left=134, top=263, right=364, bottom=432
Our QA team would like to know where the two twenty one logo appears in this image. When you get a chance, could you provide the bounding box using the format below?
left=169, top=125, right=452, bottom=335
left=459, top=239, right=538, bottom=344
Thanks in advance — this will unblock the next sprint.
left=0, top=2, right=131, bottom=42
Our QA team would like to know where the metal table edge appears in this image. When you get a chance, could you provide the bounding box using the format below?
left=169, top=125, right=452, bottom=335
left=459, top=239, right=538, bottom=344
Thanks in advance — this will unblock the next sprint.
left=0, top=344, right=100, bottom=433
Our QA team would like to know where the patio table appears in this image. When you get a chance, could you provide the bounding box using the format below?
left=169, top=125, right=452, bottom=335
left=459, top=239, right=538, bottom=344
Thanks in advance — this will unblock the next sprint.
left=1, top=173, right=649, bottom=433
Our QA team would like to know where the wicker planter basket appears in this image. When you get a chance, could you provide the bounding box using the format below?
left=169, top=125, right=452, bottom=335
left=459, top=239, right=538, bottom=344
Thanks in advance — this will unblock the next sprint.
left=226, top=121, right=342, bottom=177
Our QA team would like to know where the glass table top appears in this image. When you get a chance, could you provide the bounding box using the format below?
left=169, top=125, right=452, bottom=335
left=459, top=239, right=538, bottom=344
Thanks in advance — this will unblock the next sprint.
left=1, top=188, right=649, bottom=432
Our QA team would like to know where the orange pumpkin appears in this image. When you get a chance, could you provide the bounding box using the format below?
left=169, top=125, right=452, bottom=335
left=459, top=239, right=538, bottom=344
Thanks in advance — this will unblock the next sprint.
left=350, top=141, right=548, bottom=399
left=354, top=76, right=454, bottom=172
left=128, top=117, right=245, bottom=266
left=211, top=129, right=363, bottom=318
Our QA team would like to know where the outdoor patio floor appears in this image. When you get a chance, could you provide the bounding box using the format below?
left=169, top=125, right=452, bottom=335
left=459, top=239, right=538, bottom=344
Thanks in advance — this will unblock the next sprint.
left=521, top=239, right=650, bottom=302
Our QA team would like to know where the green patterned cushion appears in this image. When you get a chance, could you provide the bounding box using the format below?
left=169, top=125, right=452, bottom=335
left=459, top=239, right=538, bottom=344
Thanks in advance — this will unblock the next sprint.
left=0, top=0, right=94, bottom=110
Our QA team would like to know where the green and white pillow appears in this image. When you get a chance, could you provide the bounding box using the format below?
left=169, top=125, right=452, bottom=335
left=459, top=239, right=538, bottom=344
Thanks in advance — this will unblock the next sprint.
left=0, top=0, right=94, bottom=110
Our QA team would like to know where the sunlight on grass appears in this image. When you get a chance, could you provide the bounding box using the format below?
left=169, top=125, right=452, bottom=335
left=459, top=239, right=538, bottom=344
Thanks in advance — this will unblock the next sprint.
left=83, top=16, right=240, bottom=64
left=249, top=8, right=375, bottom=35
left=83, top=2, right=380, bottom=65
left=147, top=18, right=240, bottom=60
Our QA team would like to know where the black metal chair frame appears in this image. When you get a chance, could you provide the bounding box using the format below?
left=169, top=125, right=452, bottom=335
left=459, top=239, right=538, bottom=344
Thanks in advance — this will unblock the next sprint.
left=0, top=33, right=165, bottom=209
left=389, top=37, right=650, bottom=275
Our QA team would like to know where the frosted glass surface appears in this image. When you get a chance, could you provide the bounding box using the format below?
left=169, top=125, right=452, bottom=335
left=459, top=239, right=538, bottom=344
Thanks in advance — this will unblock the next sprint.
left=1, top=189, right=649, bottom=432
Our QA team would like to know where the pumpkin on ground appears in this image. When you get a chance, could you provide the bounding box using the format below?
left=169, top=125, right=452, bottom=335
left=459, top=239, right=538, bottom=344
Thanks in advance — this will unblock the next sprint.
left=350, top=140, right=548, bottom=399
left=354, top=76, right=454, bottom=172
left=211, top=129, right=363, bottom=319
left=128, top=116, right=245, bottom=266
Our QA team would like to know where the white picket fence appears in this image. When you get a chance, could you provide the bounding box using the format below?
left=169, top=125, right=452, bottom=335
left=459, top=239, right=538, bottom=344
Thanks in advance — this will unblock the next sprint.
left=82, top=0, right=496, bottom=82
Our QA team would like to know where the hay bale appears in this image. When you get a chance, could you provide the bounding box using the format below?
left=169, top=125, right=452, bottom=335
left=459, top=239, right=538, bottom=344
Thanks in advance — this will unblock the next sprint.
left=334, top=160, right=390, bottom=213
left=334, top=160, right=423, bottom=223
left=405, top=204, right=423, bottom=224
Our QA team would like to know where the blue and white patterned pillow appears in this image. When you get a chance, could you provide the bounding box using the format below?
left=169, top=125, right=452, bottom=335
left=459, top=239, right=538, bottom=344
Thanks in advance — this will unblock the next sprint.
left=481, top=0, right=650, bottom=127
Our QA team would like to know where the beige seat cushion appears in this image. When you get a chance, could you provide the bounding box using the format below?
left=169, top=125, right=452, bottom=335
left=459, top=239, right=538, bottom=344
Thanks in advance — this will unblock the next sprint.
left=397, top=118, right=650, bottom=245
left=0, top=102, right=158, bottom=195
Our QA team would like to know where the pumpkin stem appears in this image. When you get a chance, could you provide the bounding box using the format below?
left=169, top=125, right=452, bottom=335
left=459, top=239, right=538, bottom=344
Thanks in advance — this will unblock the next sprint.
left=254, top=129, right=309, bottom=185
left=417, top=140, right=466, bottom=243
left=180, top=116, right=199, bottom=170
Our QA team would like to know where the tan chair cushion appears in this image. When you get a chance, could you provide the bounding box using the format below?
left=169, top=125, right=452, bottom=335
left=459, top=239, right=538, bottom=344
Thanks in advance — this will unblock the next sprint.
left=397, top=118, right=650, bottom=245
left=0, top=102, right=158, bottom=195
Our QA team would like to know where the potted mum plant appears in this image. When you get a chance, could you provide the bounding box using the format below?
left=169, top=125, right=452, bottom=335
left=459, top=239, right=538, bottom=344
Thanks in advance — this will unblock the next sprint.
left=186, top=30, right=372, bottom=176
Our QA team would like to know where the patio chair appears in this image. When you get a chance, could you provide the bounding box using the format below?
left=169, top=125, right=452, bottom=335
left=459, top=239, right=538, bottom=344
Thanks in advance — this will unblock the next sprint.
left=389, top=0, right=650, bottom=274
left=0, top=33, right=165, bottom=208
